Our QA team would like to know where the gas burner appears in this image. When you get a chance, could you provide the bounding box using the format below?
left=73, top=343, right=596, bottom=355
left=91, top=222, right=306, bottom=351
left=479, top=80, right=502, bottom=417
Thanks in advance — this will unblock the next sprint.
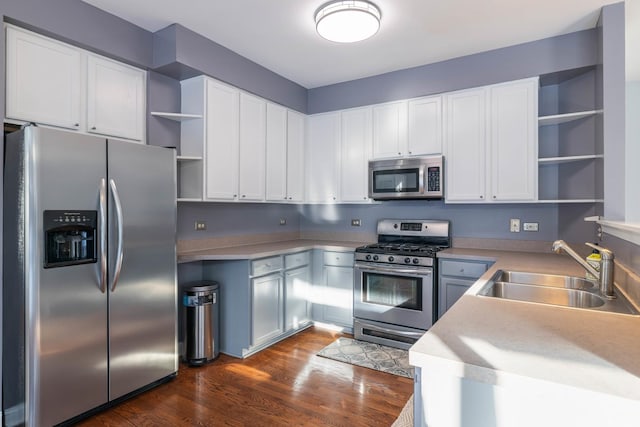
left=355, top=219, right=450, bottom=267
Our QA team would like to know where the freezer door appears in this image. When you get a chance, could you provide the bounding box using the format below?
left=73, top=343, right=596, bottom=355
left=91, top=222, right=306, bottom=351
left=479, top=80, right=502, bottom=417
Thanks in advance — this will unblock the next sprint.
left=107, top=140, right=177, bottom=400
left=11, top=127, right=109, bottom=426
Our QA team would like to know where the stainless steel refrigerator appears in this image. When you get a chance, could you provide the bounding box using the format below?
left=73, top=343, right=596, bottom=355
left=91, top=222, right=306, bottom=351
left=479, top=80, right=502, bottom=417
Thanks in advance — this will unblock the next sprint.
left=3, top=125, right=178, bottom=426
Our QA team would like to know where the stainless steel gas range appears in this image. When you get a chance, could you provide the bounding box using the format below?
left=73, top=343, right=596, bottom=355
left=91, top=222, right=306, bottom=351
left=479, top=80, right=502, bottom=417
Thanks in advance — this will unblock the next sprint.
left=353, top=219, right=451, bottom=349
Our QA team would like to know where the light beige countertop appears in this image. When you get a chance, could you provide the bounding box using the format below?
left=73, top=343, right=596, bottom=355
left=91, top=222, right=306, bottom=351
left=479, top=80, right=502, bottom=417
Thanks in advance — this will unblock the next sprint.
left=178, top=239, right=369, bottom=263
left=411, top=248, right=640, bottom=402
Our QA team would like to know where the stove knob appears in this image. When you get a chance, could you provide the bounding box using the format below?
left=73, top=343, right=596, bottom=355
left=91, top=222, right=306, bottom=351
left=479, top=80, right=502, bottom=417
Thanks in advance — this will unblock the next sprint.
left=365, top=254, right=372, bottom=261
left=404, top=257, right=411, bottom=264
left=373, top=255, right=379, bottom=261
left=413, top=258, right=420, bottom=265
left=388, top=256, right=395, bottom=262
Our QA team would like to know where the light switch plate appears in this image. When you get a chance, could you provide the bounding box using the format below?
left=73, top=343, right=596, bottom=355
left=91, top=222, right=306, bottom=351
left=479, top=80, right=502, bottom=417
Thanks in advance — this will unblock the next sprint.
left=194, top=221, right=207, bottom=231
left=510, top=218, right=520, bottom=233
left=351, top=219, right=361, bottom=227
left=279, top=218, right=287, bottom=226
left=523, top=222, right=539, bottom=232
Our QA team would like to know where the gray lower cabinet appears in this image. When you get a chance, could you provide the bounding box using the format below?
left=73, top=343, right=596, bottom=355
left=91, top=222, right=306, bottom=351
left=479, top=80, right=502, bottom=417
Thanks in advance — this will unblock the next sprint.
left=252, top=273, right=284, bottom=347
left=438, top=258, right=493, bottom=319
left=285, top=266, right=312, bottom=330
left=203, top=251, right=312, bottom=358
left=315, top=251, right=355, bottom=329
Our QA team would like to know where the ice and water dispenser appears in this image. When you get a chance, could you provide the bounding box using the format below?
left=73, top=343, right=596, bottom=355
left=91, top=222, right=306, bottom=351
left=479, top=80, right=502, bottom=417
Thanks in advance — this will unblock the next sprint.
left=43, top=210, right=97, bottom=268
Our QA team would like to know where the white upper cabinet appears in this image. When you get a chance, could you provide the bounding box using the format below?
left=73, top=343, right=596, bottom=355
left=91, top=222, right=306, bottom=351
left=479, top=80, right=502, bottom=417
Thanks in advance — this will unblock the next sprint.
left=181, top=75, right=305, bottom=204
left=286, top=111, right=305, bottom=202
left=6, top=25, right=82, bottom=130
left=306, top=112, right=341, bottom=203
left=265, top=106, right=305, bottom=203
left=444, top=78, right=538, bottom=203
left=444, top=87, right=488, bottom=202
left=372, top=101, right=408, bottom=158
left=205, top=79, right=240, bottom=200
left=238, top=93, right=266, bottom=201
left=86, top=54, right=145, bottom=141
left=265, top=103, right=288, bottom=202
left=5, top=25, right=145, bottom=142
left=489, top=79, right=538, bottom=201
left=340, top=107, right=372, bottom=202
left=408, top=95, right=443, bottom=155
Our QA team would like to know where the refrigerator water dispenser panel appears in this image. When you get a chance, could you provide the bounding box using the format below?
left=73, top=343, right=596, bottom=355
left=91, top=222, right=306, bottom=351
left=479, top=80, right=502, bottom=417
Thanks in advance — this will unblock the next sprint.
left=44, top=210, right=97, bottom=268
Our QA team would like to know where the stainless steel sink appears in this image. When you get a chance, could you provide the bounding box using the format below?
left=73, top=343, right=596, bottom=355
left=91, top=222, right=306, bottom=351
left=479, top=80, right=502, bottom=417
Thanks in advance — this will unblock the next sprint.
left=480, top=282, right=605, bottom=308
left=494, top=270, right=596, bottom=290
left=478, top=270, right=639, bottom=315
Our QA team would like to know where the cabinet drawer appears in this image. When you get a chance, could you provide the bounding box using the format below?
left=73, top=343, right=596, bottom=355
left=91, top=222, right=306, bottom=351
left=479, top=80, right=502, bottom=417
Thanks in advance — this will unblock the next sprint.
left=285, top=251, right=310, bottom=269
left=323, top=251, right=354, bottom=267
left=440, top=259, right=488, bottom=279
left=251, top=256, right=283, bottom=276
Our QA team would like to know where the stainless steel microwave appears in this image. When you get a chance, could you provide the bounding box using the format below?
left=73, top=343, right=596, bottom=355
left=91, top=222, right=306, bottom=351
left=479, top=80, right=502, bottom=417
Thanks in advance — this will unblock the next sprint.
left=368, top=155, right=444, bottom=200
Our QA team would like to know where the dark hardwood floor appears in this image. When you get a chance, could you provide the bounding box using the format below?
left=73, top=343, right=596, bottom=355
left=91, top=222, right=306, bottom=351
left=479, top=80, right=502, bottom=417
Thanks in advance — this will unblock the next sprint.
left=76, top=327, right=413, bottom=427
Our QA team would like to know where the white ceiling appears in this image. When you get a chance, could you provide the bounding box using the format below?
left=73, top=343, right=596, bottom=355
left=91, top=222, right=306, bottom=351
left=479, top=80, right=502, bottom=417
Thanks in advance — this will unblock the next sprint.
left=82, top=0, right=620, bottom=88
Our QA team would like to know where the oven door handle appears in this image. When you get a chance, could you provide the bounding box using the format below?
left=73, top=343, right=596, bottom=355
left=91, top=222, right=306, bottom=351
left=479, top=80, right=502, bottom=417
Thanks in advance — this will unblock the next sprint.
left=357, top=321, right=426, bottom=339
left=354, top=262, right=432, bottom=276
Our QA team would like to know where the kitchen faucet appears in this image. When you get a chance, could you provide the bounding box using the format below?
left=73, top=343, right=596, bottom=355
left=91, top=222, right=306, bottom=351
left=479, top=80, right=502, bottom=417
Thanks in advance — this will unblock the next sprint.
left=552, top=240, right=615, bottom=299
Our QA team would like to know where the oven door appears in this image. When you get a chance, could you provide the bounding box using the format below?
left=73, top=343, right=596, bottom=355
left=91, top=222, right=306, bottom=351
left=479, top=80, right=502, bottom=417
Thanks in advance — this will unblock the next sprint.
left=353, top=262, right=434, bottom=331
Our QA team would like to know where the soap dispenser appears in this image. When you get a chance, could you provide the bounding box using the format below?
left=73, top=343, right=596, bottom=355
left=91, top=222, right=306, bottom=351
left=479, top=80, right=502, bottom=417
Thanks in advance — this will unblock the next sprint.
left=586, top=243, right=601, bottom=280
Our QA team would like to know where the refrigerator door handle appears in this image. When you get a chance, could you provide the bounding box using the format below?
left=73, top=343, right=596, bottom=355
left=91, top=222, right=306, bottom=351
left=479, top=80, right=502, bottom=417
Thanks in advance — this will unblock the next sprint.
left=109, top=178, right=124, bottom=292
left=98, top=178, right=107, bottom=293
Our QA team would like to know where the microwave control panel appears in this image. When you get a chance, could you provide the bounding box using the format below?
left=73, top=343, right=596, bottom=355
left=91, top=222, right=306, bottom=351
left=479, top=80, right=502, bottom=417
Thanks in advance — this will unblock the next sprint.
left=426, top=166, right=441, bottom=192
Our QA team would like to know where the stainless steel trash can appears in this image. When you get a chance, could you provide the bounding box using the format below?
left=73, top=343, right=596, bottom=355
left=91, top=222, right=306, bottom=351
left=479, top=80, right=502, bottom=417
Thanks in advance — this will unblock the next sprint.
left=184, top=282, right=219, bottom=365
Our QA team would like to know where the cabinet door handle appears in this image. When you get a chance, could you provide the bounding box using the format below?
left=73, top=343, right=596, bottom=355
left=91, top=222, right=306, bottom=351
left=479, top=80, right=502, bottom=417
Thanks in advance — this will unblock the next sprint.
left=480, top=195, right=484, bottom=199
left=74, top=123, right=80, bottom=127
left=493, top=195, right=496, bottom=199
left=242, top=195, right=246, bottom=198
left=91, top=126, right=96, bottom=130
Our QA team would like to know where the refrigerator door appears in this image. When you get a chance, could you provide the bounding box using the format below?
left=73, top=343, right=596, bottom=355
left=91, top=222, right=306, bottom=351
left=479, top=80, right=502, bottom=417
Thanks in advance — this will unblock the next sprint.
left=12, top=127, right=109, bottom=426
left=107, top=140, right=177, bottom=400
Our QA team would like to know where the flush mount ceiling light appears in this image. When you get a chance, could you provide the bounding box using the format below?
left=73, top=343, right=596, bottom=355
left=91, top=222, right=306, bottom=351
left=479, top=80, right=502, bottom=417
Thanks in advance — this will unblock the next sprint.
left=315, top=1, right=381, bottom=43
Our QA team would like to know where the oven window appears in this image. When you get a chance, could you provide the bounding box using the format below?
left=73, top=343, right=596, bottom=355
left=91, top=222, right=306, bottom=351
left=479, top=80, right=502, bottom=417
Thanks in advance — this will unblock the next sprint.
left=372, top=168, right=419, bottom=193
left=362, top=272, right=422, bottom=310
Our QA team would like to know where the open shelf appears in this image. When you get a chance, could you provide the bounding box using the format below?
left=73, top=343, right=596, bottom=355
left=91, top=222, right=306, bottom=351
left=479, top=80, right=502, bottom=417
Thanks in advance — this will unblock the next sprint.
left=177, top=155, right=203, bottom=161
left=538, top=110, right=601, bottom=126
left=538, top=154, right=604, bottom=165
left=537, top=199, right=604, bottom=204
left=150, top=112, right=203, bottom=122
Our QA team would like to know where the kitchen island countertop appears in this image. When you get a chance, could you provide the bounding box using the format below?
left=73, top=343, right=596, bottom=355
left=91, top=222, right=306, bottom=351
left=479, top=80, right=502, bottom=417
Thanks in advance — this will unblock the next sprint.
left=411, top=247, right=640, bottom=416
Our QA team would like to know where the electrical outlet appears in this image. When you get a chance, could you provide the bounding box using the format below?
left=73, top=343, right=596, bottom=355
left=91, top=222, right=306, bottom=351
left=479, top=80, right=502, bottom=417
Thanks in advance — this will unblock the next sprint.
left=351, top=219, right=361, bottom=227
left=279, top=218, right=287, bottom=226
left=194, top=221, right=207, bottom=231
left=509, top=218, right=521, bottom=233
left=523, top=222, right=539, bottom=232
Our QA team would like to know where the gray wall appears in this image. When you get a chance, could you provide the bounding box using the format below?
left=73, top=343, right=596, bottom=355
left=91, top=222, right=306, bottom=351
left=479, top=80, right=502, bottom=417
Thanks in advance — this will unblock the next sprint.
left=308, top=29, right=597, bottom=113
left=598, top=3, right=627, bottom=220
left=153, top=24, right=308, bottom=113
left=177, top=203, right=301, bottom=240
left=300, top=202, right=560, bottom=241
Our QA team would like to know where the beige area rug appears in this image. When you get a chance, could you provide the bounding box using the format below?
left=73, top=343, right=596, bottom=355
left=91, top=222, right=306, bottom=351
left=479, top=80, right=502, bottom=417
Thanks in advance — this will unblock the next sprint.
left=391, top=394, right=414, bottom=427
left=317, top=337, right=413, bottom=378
